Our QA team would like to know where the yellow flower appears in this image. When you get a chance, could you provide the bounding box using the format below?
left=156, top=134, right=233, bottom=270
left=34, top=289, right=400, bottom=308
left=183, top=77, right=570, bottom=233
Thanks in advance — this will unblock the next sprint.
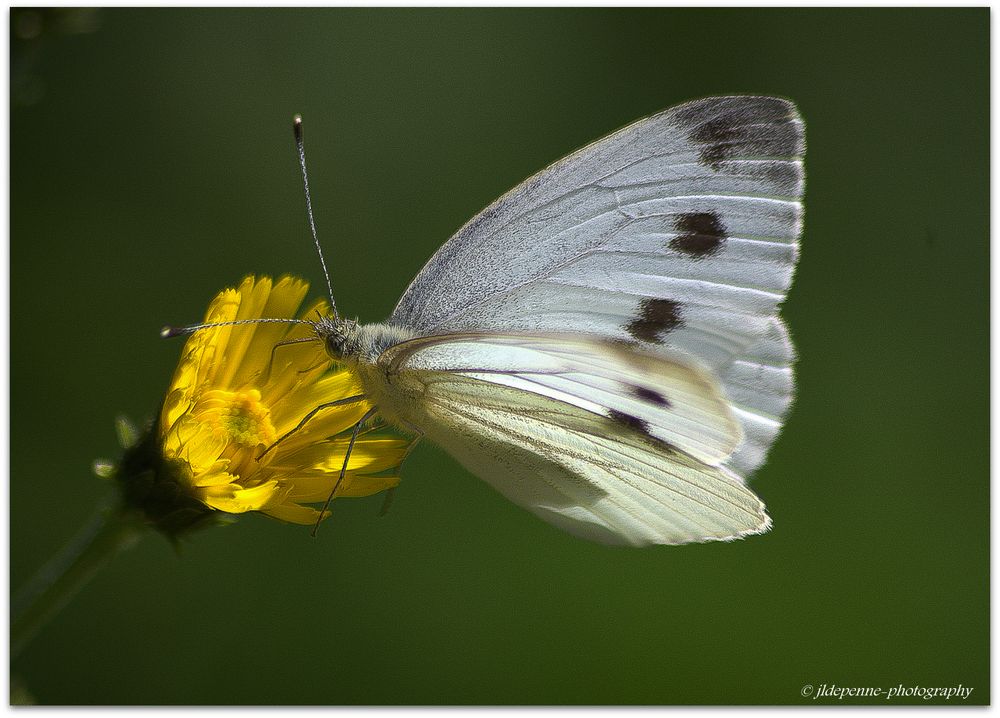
left=130, top=275, right=413, bottom=534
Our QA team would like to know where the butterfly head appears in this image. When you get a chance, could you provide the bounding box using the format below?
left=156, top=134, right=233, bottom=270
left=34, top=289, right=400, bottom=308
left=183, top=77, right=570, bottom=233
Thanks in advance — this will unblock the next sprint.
left=313, top=314, right=418, bottom=365
left=314, top=315, right=362, bottom=361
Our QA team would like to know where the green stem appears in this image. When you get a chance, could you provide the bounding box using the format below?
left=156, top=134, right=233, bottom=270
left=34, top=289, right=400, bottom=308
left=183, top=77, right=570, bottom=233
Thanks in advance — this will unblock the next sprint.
left=11, top=499, right=145, bottom=658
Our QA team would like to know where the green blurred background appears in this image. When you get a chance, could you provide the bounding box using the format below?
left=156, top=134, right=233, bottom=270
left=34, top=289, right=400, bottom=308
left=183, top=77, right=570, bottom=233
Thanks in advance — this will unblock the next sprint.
left=10, top=8, right=988, bottom=706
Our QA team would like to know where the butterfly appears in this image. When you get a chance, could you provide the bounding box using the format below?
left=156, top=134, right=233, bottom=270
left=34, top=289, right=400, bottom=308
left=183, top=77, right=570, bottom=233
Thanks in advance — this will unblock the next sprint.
left=307, top=96, right=804, bottom=546
left=177, top=96, right=804, bottom=546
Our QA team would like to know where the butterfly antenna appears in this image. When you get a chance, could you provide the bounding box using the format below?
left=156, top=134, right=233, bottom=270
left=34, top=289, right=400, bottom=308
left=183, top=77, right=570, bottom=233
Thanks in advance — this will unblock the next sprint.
left=293, top=115, right=338, bottom=320
left=160, top=317, right=313, bottom=339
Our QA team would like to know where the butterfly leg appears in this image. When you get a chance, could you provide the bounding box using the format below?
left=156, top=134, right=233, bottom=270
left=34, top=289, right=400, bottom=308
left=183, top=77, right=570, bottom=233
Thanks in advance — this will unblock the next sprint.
left=259, top=336, right=323, bottom=385
left=377, top=430, right=423, bottom=517
left=311, top=406, right=379, bottom=537
left=378, top=487, right=397, bottom=517
left=256, top=394, right=367, bottom=461
left=296, top=355, right=332, bottom=376
left=395, top=417, right=425, bottom=438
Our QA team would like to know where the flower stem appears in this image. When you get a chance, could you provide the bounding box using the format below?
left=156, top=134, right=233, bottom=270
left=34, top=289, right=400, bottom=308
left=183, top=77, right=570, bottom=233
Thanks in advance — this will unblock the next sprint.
left=11, top=498, right=145, bottom=658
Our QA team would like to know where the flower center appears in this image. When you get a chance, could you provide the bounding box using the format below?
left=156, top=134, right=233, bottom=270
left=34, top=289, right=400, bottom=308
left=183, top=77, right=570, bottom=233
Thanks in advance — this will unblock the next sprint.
left=199, top=389, right=278, bottom=449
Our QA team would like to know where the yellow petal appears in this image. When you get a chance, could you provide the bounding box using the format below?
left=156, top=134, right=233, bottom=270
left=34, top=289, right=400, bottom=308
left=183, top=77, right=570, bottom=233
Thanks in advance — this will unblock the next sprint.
left=268, top=369, right=367, bottom=433
left=190, top=467, right=239, bottom=488
left=172, top=420, right=229, bottom=474
left=336, top=474, right=400, bottom=498
left=260, top=502, right=328, bottom=525
left=199, top=480, right=282, bottom=514
left=194, top=287, right=243, bottom=389
left=153, top=275, right=413, bottom=525
left=228, top=277, right=312, bottom=390
left=281, top=472, right=401, bottom=502
left=212, top=277, right=273, bottom=389
left=262, top=340, right=330, bottom=405
left=282, top=435, right=412, bottom=476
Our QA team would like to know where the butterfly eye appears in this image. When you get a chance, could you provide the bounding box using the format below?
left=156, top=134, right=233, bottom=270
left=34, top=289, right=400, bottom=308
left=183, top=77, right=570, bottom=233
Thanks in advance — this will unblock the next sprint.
left=324, top=333, right=346, bottom=359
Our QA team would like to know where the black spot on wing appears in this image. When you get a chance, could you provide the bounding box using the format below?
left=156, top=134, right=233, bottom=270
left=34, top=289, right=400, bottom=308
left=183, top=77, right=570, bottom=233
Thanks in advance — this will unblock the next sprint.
left=609, top=337, right=640, bottom=350
left=670, top=211, right=726, bottom=258
left=693, top=117, right=744, bottom=168
left=607, top=409, right=652, bottom=436
left=674, top=97, right=802, bottom=169
left=606, top=409, right=680, bottom=455
left=753, top=160, right=802, bottom=194
left=630, top=386, right=671, bottom=408
left=624, top=298, right=683, bottom=343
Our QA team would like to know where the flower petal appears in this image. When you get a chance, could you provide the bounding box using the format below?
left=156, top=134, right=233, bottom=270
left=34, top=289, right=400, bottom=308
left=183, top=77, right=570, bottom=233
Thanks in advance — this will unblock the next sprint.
left=259, top=502, right=328, bottom=525
left=280, top=473, right=401, bottom=502
left=199, top=480, right=283, bottom=514
left=152, top=276, right=411, bottom=528
left=280, top=435, right=413, bottom=476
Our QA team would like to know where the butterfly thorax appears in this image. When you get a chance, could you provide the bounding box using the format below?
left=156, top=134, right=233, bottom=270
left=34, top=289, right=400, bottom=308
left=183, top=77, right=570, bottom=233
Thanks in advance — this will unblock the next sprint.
left=314, top=315, right=416, bottom=365
left=313, top=316, right=422, bottom=431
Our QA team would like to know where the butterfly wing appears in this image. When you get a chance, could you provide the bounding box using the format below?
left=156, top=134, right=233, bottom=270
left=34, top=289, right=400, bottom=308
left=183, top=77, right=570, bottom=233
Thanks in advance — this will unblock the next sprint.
left=380, top=334, right=768, bottom=545
left=390, top=96, right=804, bottom=479
left=383, top=333, right=742, bottom=465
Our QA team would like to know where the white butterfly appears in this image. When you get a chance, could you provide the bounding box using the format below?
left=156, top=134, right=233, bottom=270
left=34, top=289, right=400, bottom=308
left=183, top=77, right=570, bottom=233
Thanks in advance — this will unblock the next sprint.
left=310, top=96, right=804, bottom=546
left=182, top=96, right=804, bottom=546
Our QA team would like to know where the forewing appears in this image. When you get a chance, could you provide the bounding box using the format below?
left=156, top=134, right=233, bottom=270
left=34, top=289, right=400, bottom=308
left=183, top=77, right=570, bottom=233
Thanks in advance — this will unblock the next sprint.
left=390, top=96, right=803, bottom=477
